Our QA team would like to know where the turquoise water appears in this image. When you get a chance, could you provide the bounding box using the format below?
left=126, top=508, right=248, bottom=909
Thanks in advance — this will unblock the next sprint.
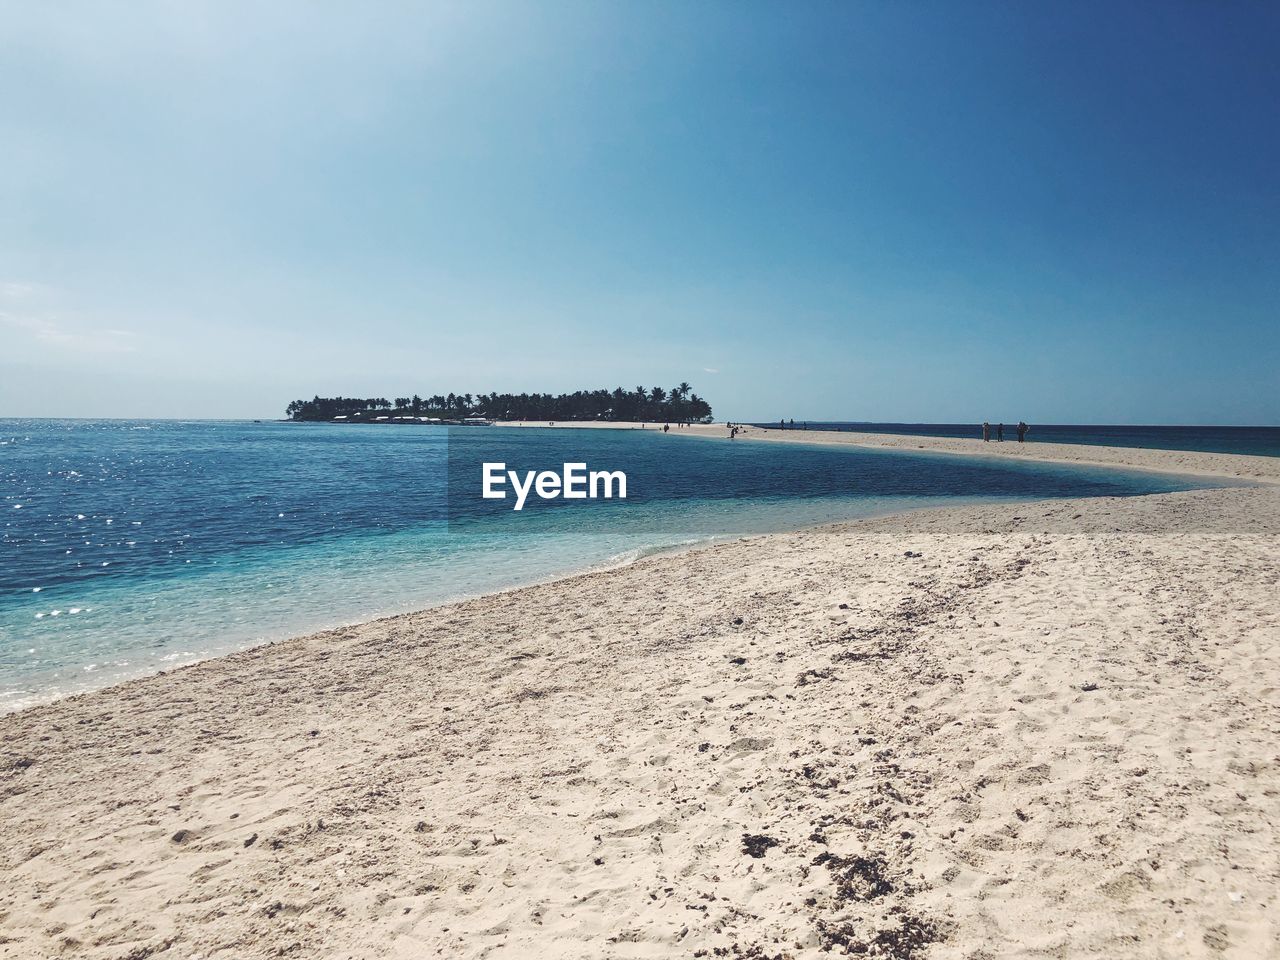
left=1, top=420, right=1228, bottom=711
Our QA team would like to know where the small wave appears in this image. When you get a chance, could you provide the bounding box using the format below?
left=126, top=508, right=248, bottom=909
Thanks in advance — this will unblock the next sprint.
left=594, top=536, right=714, bottom=573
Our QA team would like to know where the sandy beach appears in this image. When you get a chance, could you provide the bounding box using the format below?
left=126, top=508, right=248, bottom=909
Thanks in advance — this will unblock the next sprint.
left=496, top=421, right=1280, bottom=484
left=2, top=434, right=1278, bottom=959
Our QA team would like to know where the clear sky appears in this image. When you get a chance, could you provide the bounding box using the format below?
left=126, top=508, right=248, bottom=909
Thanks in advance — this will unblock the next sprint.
left=2, top=1, right=1277, bottom=423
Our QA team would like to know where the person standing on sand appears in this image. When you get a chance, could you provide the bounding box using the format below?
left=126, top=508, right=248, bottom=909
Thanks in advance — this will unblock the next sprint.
left=997, top=422, right=1004, bottom=442
left=1017, top=421, right=1029, bottom=442
left=982, top=421, right=990, bottom=442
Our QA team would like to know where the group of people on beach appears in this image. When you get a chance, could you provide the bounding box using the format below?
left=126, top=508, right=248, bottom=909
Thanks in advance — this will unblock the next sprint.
left=982, top=421, right=1029, bottom=443
left=646, top=422, right=691, bottom=432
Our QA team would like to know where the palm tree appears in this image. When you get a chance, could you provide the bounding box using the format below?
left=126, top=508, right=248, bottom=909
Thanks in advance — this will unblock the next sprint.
left=284, top=383, right=712, bottom=423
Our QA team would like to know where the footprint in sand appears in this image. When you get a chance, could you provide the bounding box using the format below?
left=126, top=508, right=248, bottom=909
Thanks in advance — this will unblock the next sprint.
left=1202, top=924, right=1229, bottom=952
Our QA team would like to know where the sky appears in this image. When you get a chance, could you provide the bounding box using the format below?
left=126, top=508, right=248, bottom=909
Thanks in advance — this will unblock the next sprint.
left=1, top=1, right=1277, bottom=424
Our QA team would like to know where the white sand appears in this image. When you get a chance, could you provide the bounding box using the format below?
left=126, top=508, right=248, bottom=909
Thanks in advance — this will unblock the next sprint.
left=1, top=433, right=1278, bottom=959
left=496, top=420, right=1280, bottom=483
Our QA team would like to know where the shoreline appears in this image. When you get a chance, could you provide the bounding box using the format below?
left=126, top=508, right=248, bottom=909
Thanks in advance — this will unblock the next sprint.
left=3, top=428, right=1246, bottom=716
left=2, top=431, right=1271, bottom=717
left=493, top=420, right=1280, bottom=483
left=0, top=492, right=1114, bottom=717
left=2, top=448, right=1278, bottom=956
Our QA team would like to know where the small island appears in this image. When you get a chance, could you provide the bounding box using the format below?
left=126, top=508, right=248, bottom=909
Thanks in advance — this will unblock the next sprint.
left=285, top=384, right=713, bottom=424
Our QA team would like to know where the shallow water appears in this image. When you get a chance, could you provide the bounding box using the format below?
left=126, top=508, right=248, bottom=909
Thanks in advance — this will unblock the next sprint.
left=0, top=420, right=1227, bottom=710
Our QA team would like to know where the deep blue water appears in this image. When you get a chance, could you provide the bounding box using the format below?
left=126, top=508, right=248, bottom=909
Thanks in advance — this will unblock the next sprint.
left=750, top=422, right=1280, bottom=457
left=1, top=419, right=1229, bottom=711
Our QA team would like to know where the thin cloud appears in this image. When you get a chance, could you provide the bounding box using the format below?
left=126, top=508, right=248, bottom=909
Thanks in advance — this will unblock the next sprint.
left=703, top=367, right=719, bottom=374
left=0, top=281, right=138, bottom=353
left=0, top=312, right=71, bottom=344
left=0, top=281, right=42, bottom=299
left=0, top=311, right=138, bottom=354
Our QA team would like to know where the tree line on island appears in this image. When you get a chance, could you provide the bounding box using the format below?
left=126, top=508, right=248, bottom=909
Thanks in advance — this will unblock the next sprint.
left=285, top=384, right=712, bottom=424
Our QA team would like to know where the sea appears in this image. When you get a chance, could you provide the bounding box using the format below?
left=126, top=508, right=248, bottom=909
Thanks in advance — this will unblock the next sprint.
left=0, top=419, right=1247, bottom=711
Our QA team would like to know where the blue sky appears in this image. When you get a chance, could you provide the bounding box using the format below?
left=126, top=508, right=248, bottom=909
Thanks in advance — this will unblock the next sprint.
left=2, top=2, right=1277, bottom=423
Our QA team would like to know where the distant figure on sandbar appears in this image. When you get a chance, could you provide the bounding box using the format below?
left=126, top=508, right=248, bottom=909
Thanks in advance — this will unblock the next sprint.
left=780, top=418, right=785, bottom=430
left=663, top=423, right=669, bottom=433
left=1017, top=421, right=1029, bottom=443
left=982, top=421, right=990, bottom=442
left=997, top=423, right=1004, bottom=442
